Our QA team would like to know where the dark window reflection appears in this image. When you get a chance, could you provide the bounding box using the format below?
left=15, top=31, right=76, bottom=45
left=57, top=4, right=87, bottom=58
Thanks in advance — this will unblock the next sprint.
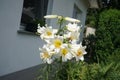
left=20, top=0, right=48, bottom=32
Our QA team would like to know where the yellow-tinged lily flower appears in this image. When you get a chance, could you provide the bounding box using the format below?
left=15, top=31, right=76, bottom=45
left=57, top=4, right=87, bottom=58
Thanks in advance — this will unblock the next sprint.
left=49, top=36, right=63, bottom=54
left=37, top=25, right=58, bottom=42
left=40, top=45, right=55, bottom=64
left=71, top=43, right=87, bottom=61
left=60, top=44, right=73, bottom=62
left=64, top=32, right=80, bottom=44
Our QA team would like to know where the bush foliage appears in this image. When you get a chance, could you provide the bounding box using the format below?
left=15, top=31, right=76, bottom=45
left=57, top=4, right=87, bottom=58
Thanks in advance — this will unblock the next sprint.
left=94, top=9, right=120, bottom=63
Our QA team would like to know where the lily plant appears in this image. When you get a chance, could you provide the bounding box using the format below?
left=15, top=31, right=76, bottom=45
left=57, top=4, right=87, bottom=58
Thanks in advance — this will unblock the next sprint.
left=37, top=15, right=87, bottom=80
left=37, top=15, right=87, bottom=64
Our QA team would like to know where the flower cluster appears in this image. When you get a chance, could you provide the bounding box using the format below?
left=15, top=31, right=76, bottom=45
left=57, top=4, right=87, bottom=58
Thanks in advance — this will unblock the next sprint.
left=37, top=15, right=87, bottom=64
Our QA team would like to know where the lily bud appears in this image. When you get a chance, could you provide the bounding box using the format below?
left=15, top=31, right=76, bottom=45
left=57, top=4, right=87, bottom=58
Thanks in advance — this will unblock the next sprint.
left=44, top=15, right=58, bottom=19
left=64, top=17, right=80, bottom=23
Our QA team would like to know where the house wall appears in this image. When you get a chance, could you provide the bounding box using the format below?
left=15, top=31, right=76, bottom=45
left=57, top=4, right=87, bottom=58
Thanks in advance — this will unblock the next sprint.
left=0, top=0, right=87, bottom=77
left=0, top=0, right=42, bottom=76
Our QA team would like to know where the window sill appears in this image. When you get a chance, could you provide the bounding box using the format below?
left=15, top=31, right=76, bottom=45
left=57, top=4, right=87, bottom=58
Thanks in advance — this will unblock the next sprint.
left=17, top=29, right=39, bottom=36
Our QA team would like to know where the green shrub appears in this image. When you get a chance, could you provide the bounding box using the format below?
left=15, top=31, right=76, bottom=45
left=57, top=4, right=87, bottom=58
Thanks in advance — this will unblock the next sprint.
left=94, top=9, right=120, bottom=63
left=57, top=61, right=120, bottom=80
left=36, top=57, right=120, bottom=80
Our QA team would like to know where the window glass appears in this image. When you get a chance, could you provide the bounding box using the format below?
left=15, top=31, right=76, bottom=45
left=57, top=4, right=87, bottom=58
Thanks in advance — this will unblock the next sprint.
left=20, top=0, right=48, bottom=32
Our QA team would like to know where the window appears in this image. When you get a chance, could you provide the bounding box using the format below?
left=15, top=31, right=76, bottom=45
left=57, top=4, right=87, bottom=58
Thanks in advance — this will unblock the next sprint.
left=73, top=4, right=82, bottom=21
left=73, top=4, right=83, bottom=42
left=20, top=0, right=48, bottom=33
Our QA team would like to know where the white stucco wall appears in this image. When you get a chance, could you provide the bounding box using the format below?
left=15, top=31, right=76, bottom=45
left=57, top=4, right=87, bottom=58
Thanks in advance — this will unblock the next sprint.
left=0, top=0, right=87, bottom=76
left=0, top=0, right=42, bottom=76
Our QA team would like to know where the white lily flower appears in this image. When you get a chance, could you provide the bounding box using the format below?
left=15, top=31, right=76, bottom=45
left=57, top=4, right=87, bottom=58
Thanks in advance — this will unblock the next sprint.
left=71, top=43, right=87, bottom=61
left=66, top=23, right=80, bottom=32
left=39, top=26, right=58, bottom=41
left=60, top=44, right=73, bottom=62
left=44, top=15, right=58, bottom=19
left=37, top=26, right=46, bottom=34
left=64, top=32, right=80, bottom=44
left=40, top=45, right=54, bottom=64
left=65, top=17, right=80, bottom=23
left=40, top=27, right=55, bottom=38
left=49, top=36, right=63, bottom=53
left=52, top=36, right=63, bottom=48
left=40, top=52, right=53, bottom=64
